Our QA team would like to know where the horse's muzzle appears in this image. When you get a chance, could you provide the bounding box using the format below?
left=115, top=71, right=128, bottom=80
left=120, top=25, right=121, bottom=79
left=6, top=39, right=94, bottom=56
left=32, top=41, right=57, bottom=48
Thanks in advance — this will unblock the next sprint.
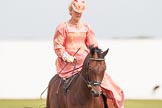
left=91, top=88, right=103, bottom=97
left=88, top=81, right=102, bottom=97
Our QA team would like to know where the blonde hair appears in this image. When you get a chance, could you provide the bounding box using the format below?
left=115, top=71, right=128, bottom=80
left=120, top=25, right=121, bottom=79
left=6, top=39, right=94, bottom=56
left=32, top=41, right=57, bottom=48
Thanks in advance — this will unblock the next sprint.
left=68, top=1, right=73, bottom=15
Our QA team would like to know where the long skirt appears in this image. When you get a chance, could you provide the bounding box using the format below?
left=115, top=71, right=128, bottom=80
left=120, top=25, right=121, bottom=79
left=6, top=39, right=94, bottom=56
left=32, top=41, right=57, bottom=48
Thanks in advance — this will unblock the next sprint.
left=101, top=73, right=124, bottom=108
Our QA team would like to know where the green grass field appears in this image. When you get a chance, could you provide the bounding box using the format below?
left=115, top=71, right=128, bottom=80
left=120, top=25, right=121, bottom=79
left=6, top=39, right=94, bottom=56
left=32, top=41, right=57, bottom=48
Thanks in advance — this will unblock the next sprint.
left=0, top=99, right=162, bottom=108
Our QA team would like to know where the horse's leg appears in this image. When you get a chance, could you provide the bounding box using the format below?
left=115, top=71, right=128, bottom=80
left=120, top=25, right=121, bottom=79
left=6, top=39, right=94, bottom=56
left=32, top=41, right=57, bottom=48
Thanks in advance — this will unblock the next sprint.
left=102, top=94, right=109, bottom=108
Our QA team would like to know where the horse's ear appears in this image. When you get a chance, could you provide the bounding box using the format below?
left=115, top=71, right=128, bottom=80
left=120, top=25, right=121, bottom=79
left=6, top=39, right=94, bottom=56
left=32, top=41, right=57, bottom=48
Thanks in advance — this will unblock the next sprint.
left=88, top=45, right=95, bottom=50
left=88, top=45, right=95, bottom=55
left=102, top=48, right=109, bottom=57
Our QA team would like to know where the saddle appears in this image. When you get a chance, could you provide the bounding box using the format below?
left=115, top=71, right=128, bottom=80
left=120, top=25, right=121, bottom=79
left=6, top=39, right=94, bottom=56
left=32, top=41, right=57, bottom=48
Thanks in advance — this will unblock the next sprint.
left=62, top=73, right=80, bottom=95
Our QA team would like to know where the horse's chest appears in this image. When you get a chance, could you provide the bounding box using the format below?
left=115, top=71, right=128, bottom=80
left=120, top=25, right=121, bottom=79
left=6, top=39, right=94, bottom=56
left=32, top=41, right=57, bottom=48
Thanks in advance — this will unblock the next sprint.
left=67, top=97, right=104, bottom=108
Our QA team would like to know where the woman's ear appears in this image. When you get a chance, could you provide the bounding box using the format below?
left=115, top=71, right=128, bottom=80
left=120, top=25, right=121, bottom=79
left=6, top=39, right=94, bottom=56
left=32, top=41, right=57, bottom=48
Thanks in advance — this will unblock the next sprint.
left=69, top=11, right=72, bottom=15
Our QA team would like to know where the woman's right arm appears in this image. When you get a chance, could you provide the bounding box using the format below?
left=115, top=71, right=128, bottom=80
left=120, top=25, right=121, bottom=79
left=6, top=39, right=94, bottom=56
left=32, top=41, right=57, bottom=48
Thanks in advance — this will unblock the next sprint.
left=53, top=24, right=66, bottom=58
left=53, top=24, right=75, bottom=62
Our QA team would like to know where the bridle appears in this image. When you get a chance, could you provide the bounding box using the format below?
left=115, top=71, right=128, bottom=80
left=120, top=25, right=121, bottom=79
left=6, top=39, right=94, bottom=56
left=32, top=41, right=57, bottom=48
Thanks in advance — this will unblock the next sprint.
left=81, top=57, right=105, bottom=97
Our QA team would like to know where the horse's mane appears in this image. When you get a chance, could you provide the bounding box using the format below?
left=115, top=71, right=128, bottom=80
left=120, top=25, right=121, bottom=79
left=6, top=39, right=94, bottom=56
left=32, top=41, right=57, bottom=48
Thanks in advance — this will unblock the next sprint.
left=82, top=46, right=103, bottom=70
left=89, top=45, right=103, bottom=58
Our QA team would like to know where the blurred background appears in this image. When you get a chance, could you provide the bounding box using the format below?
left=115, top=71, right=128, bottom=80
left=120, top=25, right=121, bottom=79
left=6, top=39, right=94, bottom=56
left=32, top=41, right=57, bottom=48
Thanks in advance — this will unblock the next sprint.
left=0, top=0, right=162, bottom=99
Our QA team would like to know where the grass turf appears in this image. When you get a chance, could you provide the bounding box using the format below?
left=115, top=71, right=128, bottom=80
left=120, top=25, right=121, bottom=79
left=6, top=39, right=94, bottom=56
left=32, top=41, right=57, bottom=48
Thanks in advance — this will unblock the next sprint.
left=0, top=99, right=162, bottom=108
left=0, top=99, right=46, bottom=108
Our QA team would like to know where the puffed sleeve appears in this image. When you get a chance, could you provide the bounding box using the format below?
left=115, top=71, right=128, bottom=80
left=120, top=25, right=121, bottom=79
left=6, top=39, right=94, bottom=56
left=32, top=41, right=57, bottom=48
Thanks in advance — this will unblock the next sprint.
left=53, top=23, right=67, bottom=57
left=85, top=24, right=98, bottom=47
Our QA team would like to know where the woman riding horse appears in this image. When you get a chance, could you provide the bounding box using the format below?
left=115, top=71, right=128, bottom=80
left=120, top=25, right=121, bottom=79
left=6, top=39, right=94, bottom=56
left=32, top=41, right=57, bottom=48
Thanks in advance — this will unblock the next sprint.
left=47, top=47, right=109, bottom=108
left=48, top=0, right=124, bottom=107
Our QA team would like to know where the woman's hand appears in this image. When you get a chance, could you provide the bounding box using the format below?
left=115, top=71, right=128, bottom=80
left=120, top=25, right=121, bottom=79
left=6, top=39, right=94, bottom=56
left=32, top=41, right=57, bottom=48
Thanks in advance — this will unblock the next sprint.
left=66, top=55, right=75, bottom=63
left=62, top=52, right=75, bottom=63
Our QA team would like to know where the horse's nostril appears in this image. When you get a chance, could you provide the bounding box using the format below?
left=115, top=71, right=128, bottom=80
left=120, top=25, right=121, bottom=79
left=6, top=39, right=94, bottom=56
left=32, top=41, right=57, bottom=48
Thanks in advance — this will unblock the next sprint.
left=91, top=89, right=102, bottom=97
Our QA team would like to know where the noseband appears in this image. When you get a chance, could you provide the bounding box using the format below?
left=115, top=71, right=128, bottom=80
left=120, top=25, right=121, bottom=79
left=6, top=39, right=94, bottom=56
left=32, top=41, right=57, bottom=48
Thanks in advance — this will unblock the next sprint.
left=82, top=57, right=105, bottom=97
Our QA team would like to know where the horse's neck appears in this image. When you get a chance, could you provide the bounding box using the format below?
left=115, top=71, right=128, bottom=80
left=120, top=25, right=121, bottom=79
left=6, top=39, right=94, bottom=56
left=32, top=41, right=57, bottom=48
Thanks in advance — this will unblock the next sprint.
left=78, top=72, right=91, bottom=97
left=67, top=70, right=104, bottom=107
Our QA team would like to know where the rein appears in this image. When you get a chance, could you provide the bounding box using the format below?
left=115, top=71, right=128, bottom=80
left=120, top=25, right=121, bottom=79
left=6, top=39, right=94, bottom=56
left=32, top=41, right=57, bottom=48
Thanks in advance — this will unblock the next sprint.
left=58, top=47, right=81, bottom=74
left=40, top=48, right=81, bottom=100
left=80, top=57, right=105, bottom=97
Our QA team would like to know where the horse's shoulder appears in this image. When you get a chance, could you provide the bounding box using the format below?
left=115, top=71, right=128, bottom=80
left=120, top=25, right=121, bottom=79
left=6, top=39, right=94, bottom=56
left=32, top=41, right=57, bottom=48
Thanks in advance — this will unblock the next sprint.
left=49, top=74, right=60, bottom=85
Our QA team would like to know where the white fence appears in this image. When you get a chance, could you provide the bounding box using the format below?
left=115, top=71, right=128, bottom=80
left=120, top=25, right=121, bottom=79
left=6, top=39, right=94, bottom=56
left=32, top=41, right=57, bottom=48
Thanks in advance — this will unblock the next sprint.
left=0, top=39, right=162, bottom=99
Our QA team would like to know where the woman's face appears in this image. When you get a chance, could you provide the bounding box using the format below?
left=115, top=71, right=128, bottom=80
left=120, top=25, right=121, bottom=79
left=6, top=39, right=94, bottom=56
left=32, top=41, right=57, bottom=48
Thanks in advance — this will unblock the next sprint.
left=70, top=9, right=83, bottom=22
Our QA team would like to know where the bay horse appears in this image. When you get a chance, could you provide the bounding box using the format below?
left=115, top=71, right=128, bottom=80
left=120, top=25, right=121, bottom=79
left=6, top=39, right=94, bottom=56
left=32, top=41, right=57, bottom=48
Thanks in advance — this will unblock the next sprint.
left=46, top=47, right=109, bottom=108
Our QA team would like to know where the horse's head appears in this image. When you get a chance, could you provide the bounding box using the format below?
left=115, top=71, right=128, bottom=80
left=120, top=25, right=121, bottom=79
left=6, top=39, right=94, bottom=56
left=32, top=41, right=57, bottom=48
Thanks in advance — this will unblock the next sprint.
left=82, top=46, right=109, bottom=97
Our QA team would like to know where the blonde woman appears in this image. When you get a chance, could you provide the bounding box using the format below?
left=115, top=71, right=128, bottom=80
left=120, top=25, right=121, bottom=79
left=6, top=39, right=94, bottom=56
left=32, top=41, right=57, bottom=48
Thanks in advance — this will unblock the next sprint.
left=53, top=0, right=124, bottom=107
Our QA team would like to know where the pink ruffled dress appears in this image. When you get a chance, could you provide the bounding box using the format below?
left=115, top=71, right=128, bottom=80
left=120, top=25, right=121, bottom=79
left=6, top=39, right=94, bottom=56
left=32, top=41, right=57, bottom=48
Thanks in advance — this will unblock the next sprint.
left=54, top=21, right=98, bottom=78
left=53, top=21, right=124, bottom=108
